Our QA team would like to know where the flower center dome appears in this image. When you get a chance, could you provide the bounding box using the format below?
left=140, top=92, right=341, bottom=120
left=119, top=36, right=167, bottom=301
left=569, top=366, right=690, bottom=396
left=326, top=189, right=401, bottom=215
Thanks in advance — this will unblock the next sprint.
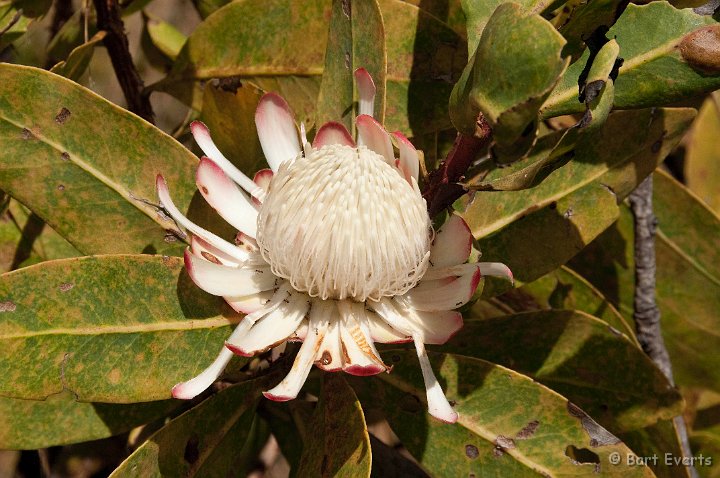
left=256, top=144, right=431, bottom=301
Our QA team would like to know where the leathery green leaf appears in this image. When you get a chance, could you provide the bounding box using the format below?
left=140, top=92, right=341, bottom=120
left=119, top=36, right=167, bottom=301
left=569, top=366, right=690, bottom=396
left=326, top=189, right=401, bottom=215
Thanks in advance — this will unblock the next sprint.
left=192, top=0, right=231, bottom=19
left=158, top=0, right=329, bottom=120
left=515, top=266, right=636, bottom=341
left=168, top=0, right=328, bottom=82
left=47, top=9, right=99, bottom=69
left=466, top=128, right=574, bottom=191
left=110, top=376, right=272, bottom=478
left=688, top=390, right=720, bottom=478
left=245, top=76, right=321, bottom=129
left=570, top=170, right=720, bottom=393
left=543, top=3, right=720, bottom=117
left=144, top=13, right=187, bottom=61
left=685, top=92, right=720, bottom=214
left=0, top=199, right=80, bottom=272
left=578, top=39, right=619, bottom=131
left=380, top=0, right=466, bottom=135
left=468, top=36, right=616, bottom=192
left=161, top=0, right=465, bottom=136
left=261, top=400, right=313, bottom=474
left=460, top=0, right=554, bottom=55
left=442, top=310, right=682, bottom=433
left=462, top=108, right=695, bottom=240
left=478, top=181, right=620, bottom=284
left=0, top=255, right=245, bottom=402
left=296, top=375, right=371, bottom=478
left=0, top=5, right=30, bottom=51
left=316, top=0, right=386, bottom=131
left=450, top=3, right=568, bottom=160
left=403, top=0, right=467, bottom=37
left=360, top=352, right=654, bottom=477
left=473, top=37, right=616, bottom=187
left=0, top=392, right=179, bottom=450
left=0, top=64, right=199, bottom=256
left=50, top=31, right=107, bottom=81
left=9, top=0, right=52, bottom=18
left=557, top=0, right=628, bottom=59
left=199, top=80, right=267, bottom=176
left=465, top=108, right=693, bottom=284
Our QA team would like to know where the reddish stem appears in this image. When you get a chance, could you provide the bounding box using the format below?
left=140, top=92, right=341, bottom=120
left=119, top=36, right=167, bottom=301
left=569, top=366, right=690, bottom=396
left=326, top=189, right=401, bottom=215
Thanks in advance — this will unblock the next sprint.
left=423, top=115, right=492, bottom=217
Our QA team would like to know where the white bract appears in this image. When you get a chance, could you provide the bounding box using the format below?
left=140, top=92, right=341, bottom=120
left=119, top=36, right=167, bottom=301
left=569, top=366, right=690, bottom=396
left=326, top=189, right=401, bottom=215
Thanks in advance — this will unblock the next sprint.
left=158, top=69, right=512, bottom=423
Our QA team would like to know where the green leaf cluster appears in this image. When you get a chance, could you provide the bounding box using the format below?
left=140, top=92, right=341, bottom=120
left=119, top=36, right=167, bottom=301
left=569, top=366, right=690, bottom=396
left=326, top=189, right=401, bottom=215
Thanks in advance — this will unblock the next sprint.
left=0, top=0, right=719, bottom=476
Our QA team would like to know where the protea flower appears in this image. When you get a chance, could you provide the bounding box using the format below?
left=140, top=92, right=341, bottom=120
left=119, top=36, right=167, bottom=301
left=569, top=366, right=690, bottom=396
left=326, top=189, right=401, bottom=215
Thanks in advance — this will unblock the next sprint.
left=158, top=69, right=511, bottom=423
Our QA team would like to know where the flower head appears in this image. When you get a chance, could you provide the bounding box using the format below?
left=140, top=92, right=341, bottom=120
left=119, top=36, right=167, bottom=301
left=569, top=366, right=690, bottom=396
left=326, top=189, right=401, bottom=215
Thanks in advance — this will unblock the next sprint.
left=158, top=69, right=512, bottom=423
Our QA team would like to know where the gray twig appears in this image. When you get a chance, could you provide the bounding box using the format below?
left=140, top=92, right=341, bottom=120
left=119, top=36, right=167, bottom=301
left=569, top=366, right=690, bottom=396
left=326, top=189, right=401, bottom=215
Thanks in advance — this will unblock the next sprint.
left=629, top=176, right=697, bottom=478
left=629, top=177, right=672, bottom=377
left=693, top=0, right=720, bottom=15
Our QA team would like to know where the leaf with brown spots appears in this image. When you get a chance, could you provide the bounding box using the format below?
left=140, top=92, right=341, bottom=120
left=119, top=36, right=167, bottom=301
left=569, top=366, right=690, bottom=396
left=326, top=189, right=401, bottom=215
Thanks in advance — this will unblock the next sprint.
left=0, top=64, right=201, bottom=256
left=543, top=3, right=720, bottom=118
left=460, top=37, right=620, bottom=193
left=679, top=24, right=720, bottom=73
left=355, top=352, right=654, bottom=477
left=556, top=0, right=628, bottom=59
left=441, top=310, right=682, bottom=433
left=297, top=374, right=371, bottom=478
left=0, top=255, right=247, bottom=402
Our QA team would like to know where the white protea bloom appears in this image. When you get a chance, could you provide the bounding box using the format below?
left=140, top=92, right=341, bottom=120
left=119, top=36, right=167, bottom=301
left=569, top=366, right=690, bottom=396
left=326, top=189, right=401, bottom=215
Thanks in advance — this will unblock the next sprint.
left=158, top=69, right=512, bottom=423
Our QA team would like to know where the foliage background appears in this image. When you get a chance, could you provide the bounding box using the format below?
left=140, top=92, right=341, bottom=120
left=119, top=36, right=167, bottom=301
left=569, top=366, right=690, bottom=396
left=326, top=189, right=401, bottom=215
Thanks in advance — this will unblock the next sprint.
left=0, top=0, right=719, bottom=476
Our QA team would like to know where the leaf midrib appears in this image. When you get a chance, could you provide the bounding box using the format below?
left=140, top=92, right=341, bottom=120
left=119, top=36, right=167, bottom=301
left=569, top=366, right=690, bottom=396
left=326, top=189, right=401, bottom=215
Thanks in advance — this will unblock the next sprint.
left=542, top=34, right=685, bottom=113
left=657, top=228, right=720, bottom=289
left=471, top=169, right=608, bottom=238
left=0, top=317, right=241, bottom=339
left=535, top=374, right=678, bottom=404
left=0, top=113, right=176, bottom=237
left=188, top=397, right=258, bottom=476
left=610, top=230, right=720, bottom=339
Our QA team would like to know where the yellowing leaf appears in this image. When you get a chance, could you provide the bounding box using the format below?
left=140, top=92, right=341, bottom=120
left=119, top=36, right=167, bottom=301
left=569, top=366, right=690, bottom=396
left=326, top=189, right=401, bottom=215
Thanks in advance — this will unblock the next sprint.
left=0, top=64, right=201, bottom=256
left=685, top=92, right=720, bottom=214
left=0, top=255, right=244, bottom=402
